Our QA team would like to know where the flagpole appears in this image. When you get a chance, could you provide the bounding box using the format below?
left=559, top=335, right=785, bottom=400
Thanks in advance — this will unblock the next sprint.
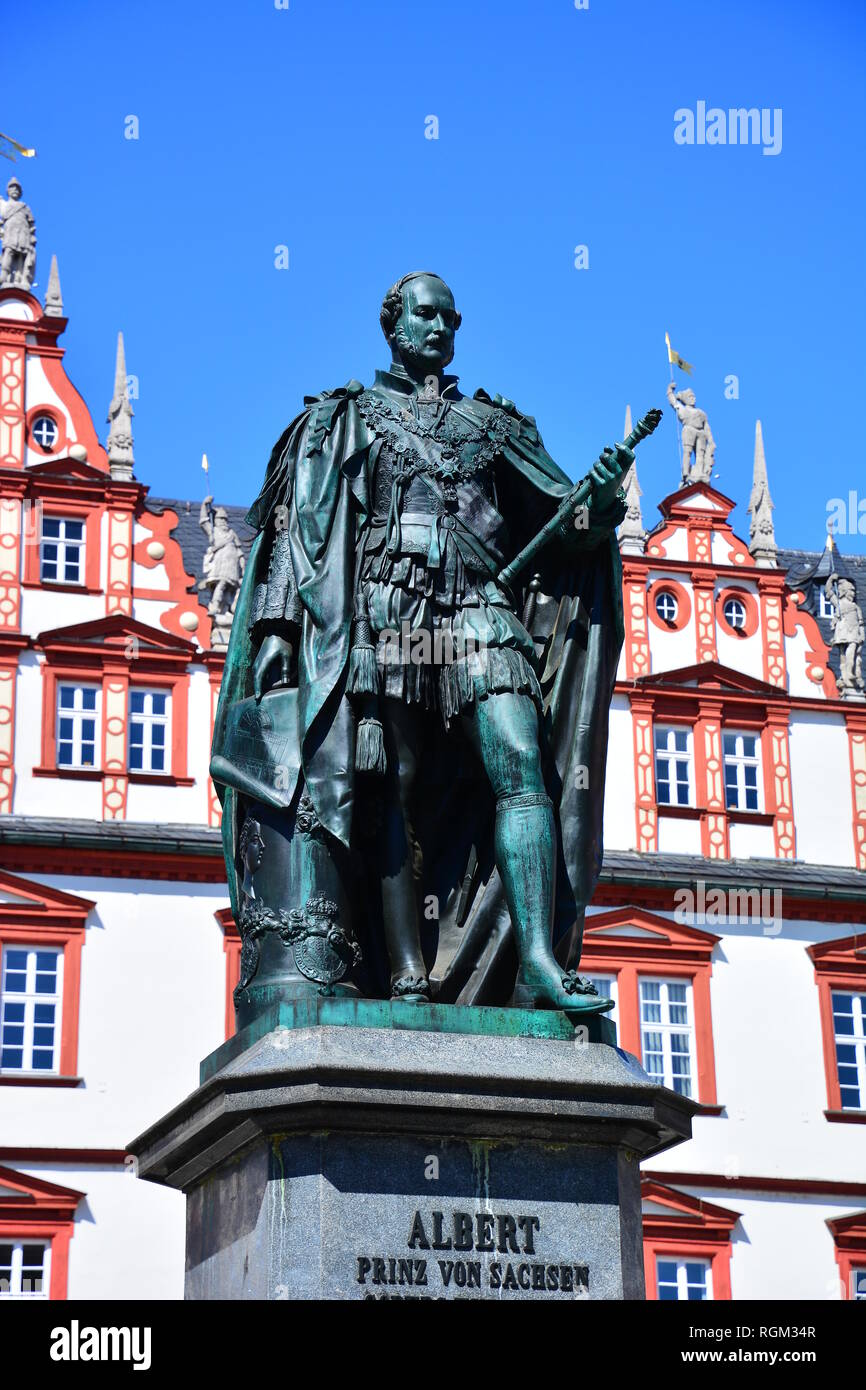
left=664, top=333, right=684, bottom=480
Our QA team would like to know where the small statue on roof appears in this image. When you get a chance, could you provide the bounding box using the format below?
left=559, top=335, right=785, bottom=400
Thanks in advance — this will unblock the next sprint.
left=0, top=176, right=36, bottom=290
left=666, top=382, right=716, bottom=485
left=825, top=571, right=865, bottom=700
left=199, top=496, right=245, bottom=646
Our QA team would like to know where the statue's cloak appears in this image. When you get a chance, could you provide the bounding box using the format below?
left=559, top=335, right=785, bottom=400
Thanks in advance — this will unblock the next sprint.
left=212, top=381, right=624, bottom=1006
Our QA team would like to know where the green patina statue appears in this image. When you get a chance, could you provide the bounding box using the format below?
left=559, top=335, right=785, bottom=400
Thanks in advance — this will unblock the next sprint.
left=211, top=272, right=659, bottom=1028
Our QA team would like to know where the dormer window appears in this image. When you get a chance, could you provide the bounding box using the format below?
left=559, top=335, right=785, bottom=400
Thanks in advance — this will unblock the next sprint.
left=40, top=517, right=85, bottom=585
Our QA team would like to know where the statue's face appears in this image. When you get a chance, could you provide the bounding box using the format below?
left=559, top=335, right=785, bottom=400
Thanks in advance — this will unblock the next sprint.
left=681, top=389, right=696, bottom=407
left=6, top=182, right=21, bottom=201
left=391, top=275, right=458, bottom=374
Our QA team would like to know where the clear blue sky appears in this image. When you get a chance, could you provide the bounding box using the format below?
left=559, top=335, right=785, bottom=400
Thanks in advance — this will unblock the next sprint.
left=5, top=0, right=865, bottom=552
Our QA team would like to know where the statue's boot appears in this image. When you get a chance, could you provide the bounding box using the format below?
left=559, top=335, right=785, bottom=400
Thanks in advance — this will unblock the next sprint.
left=497, top=793, right=613, bottom=1018
left=381, top=839, right=430, bottom=1006
left=388, top=939, right=430, bottom=1007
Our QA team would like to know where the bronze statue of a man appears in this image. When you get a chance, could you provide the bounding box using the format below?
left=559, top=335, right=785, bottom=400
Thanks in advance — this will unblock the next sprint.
left=213, top=273, right=635, bottom=1023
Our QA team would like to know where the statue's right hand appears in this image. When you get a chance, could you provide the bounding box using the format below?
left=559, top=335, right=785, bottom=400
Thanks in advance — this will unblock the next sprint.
left=253, top=634, right=294, bottom=701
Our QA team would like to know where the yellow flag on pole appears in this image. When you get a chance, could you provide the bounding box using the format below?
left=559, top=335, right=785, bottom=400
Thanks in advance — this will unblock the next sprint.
left=665, top=332, right=694, bottom=376
left=201, top=453, right=209, bottom=474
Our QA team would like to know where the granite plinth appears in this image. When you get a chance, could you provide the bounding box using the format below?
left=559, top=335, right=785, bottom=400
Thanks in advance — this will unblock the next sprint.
left=130, top=1013, right=698, bottom=1301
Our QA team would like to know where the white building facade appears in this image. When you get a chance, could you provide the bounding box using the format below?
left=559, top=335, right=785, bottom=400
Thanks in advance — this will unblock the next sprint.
left=0, top=252, right=864, bottom=1302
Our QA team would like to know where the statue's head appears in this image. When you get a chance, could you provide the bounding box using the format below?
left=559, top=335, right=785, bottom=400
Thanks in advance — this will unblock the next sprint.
left=213, top=506, right=229, bottom=527
left=838, top=578, right=856, bottom=601
left=380, top=272, right=461, bottom=376
left=6, top=178, right=22, bottom=200
left=679, top=388, right=696, bottom=407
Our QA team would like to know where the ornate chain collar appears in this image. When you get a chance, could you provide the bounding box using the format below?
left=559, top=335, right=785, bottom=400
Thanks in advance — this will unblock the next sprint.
left=358, top=390, right=510, bottom=502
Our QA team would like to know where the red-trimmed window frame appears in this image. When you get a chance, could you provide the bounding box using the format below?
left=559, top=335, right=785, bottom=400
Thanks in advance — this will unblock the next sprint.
left=582, top=907, right=720, bottom=1108
left=653, top=717, right=697, bottom=814
left=0, top=870, right=92, bottom=1085
left=0, top=1164, right=83, bottom=1299
left=24, top=405, right=68, bottom=459
left=623, top=677, right=792, bottom=854
left=22, top=497, right=101, bottom=594
left=124, top=670, right=190, bottom=784
left=36, top=658, right=191, bottom=785
left=217, top=908, right=240, bottom=1040
left=642, top=1180, right=738, bottom=1300
left=807, top=934, right=866, bottom=1122
left=827, top=1211, right=866, bottom=1299
left=716, top=585, right=759, bottom=639
left=647, top=577, right=692, bottom=634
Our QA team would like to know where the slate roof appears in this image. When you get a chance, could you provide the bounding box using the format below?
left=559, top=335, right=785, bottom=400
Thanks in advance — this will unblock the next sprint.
left=1, top=818, right=863, bottom=901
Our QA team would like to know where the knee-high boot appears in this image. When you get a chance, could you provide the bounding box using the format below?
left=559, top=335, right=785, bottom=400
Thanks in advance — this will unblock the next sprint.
left=494, top=791, right=556, bottom=969
left=495, top=790, right=612, bottom=1014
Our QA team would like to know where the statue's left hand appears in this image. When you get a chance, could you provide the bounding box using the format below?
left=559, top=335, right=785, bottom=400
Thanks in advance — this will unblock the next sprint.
left=589, top=443, right=634, bottom=511
left=253, top=634, right=294, bottom=701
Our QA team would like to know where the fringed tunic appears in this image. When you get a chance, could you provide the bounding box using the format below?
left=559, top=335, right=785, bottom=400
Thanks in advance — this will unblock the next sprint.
left=354, top=379, right=541, bottom=725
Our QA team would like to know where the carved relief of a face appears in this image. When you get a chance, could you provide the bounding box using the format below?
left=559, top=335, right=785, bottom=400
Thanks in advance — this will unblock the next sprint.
left=392, top=275, right=459, bottom=375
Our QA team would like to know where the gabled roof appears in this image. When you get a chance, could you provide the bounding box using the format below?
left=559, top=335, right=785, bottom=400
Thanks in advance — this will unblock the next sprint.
left=0, top=1164, right=85, bottom=1215
left=826, top=1209, right=866, bottom=1242
left=584, top=905, right=720, bottom=958
left=632, top=658, right=781, bottom=699
left=657, top=481, right=738, bottom=521
left=807, top=931, right=866, bottom=970
left=35, top=612, right=197, bottom=659
left=0, top=867, right=94, bottom=922
left=23, top=456, right=112, bottom=486
left=641, top=1178, right=740, bottom=1233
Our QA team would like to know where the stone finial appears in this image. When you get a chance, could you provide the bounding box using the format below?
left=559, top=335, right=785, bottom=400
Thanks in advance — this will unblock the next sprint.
left=0, top=176, right=36, bottom=290
left=44, top=254, right=63, bottom=316
left=618, top=405, right=647, bottom=555
left=666, top=381, right=716, bottom=486
left=106, top=332, right=135, bottom=479
left=747, top=419, right=777, bottom=567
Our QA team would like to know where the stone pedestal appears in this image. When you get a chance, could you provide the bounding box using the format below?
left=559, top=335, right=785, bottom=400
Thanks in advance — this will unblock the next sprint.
left=129, top=1000, right=698, bottom=1301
